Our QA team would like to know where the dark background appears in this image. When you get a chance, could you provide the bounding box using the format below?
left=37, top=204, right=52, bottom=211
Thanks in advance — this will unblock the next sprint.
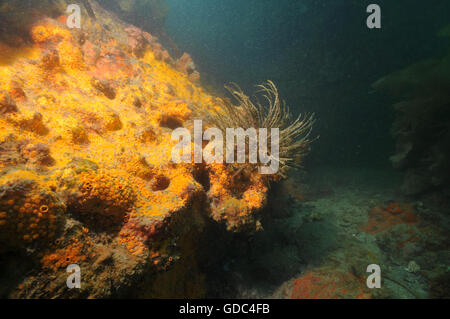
left=164, top=0, right=449, bottom=169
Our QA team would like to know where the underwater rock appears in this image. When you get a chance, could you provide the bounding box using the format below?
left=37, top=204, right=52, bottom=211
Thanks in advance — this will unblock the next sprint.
left=406, top=260, right=421, bottom=273
left=0, top=0, right=284, bottom=298
left=176, top=52, right=200, bottom=83
left=0, top=171, right=65, bottom=252
left=373, top=31, right=450, bottom=196
left=287, top=269, right=372, bottom=299
left=125, top=26, right=153, bottom=58
left=21, top=142, right=54, bottom=166
left=0, top=90, right=18, bottom=115
left=91, top=77, right=117, bottom=99
left=360, top=202, right=418, bottom=234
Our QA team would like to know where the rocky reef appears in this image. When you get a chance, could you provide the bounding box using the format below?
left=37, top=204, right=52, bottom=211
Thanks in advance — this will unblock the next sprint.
left=373, top=26, right=450, bottom=196
left=0, top=1, right=287, bottom=298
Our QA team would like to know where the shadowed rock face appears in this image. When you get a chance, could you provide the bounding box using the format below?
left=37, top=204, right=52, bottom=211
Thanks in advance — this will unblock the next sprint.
left=0, top=1, right=270, bottom=298
left=373, top=32, right=450, bottom=196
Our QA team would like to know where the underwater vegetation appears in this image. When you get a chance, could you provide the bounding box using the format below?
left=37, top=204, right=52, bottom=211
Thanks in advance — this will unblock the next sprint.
left=194, top=81, right=316, bottom=178
left=0, top=0, right=314, bottom=298
left=373, top=24, right=450, bottom=196
left=366, top=27, right=450, bottom=298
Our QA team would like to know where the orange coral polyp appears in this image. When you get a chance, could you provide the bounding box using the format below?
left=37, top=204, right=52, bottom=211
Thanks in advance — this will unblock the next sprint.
left=39, top=205, right=49, bottom=213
